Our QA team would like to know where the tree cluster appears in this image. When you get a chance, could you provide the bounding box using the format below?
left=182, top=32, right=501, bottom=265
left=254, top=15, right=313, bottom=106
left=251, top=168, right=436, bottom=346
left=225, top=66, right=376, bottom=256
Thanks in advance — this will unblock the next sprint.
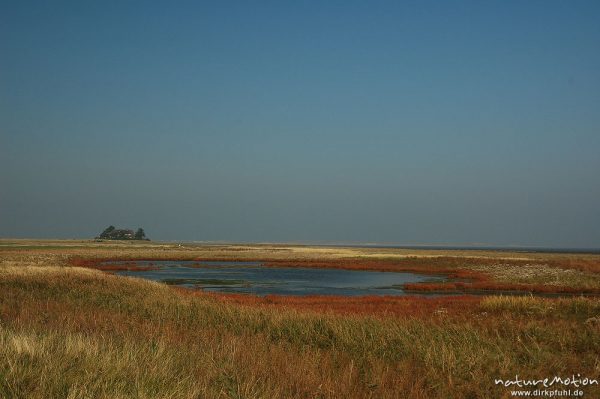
left=96, top=226, right=149, bottom=241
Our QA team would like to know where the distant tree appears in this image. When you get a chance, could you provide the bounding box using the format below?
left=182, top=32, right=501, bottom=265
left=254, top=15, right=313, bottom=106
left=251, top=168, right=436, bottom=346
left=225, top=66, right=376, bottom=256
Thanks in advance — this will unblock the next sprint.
left=96, top=225, right=148, bottom=240
left=99, top=225, right=115, bottom=239
left=134, top=228, right=147, bottom=240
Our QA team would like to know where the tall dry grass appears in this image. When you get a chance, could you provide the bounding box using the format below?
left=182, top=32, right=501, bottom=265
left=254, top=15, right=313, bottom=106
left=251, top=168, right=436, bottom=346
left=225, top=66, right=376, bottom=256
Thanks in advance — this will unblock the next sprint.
left=1, top=262, right=599, bottom=398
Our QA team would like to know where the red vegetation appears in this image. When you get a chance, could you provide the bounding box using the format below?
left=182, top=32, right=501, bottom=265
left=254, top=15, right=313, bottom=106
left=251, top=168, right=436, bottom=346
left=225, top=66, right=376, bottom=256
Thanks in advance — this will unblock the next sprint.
left=70, top=257, right=158, bottom=272
left=403, top=281, right=600, bottom=294
left=69, top=256, right=600, bottom=297
left=177, top=288, right=481, bottom=318
left=549, top=258, right=600, bottom=273
left=261, top=258, right=486, bottom=280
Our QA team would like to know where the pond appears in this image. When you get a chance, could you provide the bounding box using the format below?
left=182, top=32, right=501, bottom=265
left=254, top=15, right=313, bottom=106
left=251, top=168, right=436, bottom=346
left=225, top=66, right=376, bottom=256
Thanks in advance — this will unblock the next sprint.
left=104, top=260, right=447, bottom=296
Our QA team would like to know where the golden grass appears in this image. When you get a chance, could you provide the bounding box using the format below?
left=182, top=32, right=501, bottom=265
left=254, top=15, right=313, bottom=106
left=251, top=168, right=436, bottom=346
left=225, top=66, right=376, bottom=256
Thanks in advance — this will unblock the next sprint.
left=1, top=240, right=600, bottom=398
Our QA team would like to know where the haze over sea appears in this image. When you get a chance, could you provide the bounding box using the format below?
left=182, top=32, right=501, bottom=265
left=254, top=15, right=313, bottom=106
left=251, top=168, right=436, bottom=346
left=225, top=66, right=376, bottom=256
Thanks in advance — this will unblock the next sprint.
left=1, top=1, right=599, bottom=247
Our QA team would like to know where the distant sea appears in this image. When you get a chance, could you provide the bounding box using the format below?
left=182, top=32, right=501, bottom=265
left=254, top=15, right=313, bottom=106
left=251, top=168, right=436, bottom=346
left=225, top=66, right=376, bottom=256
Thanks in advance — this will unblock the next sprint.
left=313, top=244, right=600, bottom=255
left=182, top=241, right=600, bottom=255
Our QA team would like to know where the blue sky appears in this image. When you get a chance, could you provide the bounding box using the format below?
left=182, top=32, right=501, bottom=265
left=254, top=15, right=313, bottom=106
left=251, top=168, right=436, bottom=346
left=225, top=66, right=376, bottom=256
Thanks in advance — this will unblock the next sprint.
left=1, top=1, right=599, bottom=247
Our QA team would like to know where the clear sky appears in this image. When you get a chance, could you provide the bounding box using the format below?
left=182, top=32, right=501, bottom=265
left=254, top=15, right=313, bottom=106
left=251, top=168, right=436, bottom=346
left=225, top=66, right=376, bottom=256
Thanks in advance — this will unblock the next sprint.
left=1, top=1, right=599, bottom=247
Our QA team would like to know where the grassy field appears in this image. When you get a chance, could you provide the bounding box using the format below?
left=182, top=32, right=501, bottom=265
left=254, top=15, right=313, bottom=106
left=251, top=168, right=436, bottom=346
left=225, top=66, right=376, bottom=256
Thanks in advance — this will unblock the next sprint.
left=1, top=239, right=599, bottom=398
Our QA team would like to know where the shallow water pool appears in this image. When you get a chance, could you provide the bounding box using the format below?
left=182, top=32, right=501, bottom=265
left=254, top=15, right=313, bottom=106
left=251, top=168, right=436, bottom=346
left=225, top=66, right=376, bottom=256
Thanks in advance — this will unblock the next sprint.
left=104, top=260, right=446, bottom=296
